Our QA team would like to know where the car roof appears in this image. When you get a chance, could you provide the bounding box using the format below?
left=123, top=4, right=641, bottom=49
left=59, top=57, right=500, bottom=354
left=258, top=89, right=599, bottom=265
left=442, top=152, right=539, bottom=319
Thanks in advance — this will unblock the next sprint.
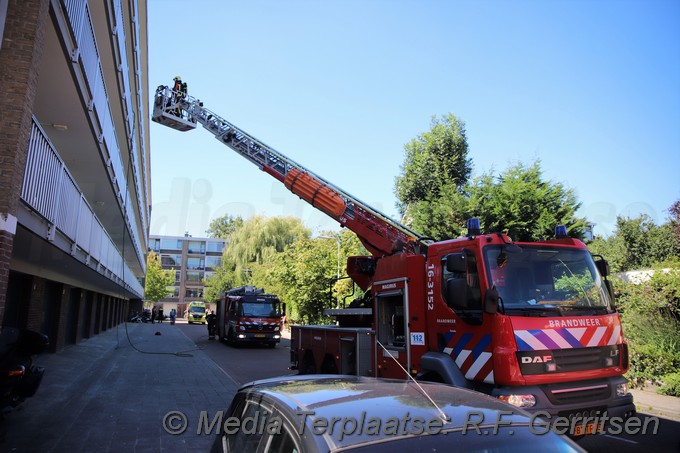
left=237, top=375, right=562, bottom=451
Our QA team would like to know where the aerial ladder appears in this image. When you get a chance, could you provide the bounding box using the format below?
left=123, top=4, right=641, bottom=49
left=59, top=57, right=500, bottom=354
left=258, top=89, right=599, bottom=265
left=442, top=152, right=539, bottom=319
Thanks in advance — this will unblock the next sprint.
left=152, top=85, right=427, bottom=257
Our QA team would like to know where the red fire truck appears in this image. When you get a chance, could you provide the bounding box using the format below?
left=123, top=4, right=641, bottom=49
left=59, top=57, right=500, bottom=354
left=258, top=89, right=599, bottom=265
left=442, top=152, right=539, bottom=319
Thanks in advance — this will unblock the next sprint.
left=215, top=286, right=285, bottom=348
left=152, top=86, right=635, bottom=431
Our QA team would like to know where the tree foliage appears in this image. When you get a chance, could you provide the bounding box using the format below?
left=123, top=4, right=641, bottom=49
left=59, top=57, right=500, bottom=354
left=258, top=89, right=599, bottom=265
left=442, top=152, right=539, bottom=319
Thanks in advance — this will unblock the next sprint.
left=204, top=216, right=310, bottom=302
left=395, top=113, right=471, bottom=216
left=470, top=161, right=585, bottom=242
left=205, top=214, right=243, bottom=239
left=670, top=200, right=680, bottom=247
left=404, top=160, right=585, bottom=242
left=588, top=211, right=680, bottom=272
left=252, top=230, right=367, bottom=324
left=224, top=216, right=310, bottom=266
left=143, top=251, right=174, bottom=303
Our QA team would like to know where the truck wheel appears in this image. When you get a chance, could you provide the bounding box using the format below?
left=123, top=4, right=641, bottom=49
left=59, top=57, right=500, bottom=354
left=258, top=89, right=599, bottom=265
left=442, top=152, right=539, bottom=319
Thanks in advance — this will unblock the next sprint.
left=321, top=355, right=338, bottom=374
left=227, top=329, right=238, bottom=347
left=299, top=351, right=316, bottom=375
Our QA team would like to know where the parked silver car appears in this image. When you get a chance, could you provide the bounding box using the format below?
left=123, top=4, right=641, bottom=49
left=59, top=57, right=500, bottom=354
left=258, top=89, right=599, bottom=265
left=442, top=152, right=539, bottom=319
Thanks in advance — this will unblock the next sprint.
left=210, top=375, right=584, bottom=452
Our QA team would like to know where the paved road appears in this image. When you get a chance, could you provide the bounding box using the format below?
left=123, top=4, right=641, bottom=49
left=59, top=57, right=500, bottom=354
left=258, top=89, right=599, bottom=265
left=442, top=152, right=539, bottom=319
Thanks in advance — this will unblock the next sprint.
left=176, top=322, right=294, bottom=386
left=177, top=323, right=680, bottom=452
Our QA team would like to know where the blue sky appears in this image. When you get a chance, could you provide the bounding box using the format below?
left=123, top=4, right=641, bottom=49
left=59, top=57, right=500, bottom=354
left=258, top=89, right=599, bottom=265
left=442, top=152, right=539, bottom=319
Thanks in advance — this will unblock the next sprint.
left=148, top=0, right=680, bottom=239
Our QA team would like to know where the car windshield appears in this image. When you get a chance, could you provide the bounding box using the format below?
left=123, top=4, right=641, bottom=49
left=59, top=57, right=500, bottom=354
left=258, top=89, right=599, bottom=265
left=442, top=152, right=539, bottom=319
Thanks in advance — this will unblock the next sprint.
left=483, top=245, right=613, bottom=313
left=189, top=306, right=205, bottom=314
left=241, top=302, right=281, bottom=317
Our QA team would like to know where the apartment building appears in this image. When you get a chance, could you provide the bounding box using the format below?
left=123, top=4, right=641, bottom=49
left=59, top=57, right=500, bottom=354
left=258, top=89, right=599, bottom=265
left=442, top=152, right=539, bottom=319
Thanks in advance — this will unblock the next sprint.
left=149, top=234, right=225, bottom=316
left=0, top=0, right=150, bottom=352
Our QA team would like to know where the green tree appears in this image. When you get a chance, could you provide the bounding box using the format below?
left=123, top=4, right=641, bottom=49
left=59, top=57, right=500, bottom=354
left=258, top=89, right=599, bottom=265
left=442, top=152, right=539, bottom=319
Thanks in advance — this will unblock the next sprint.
left=469, top=161, right=585, bottom=242
left=395, top=113, right=471, bottom=216
left=669, top=199, right=680, bottom=250
left=257, top=230, right=367, bottom=324
left=224, top=216, right=310, bottom=266
left=143, top=251, right=174, bottom=303
left=203, top=265, right=237, bottom=303
left=589, top=213, right=680, bottom=272
left=404, top=160, right=585, bottom=242
left=204, top=216, right=311, bottom=302
left=205, top=214, right=243, bottom=239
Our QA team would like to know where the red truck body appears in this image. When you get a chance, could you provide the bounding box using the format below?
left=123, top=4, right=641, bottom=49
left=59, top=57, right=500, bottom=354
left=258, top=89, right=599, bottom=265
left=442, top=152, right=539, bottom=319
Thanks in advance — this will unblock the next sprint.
left=290, top=231, right=635, bottom=424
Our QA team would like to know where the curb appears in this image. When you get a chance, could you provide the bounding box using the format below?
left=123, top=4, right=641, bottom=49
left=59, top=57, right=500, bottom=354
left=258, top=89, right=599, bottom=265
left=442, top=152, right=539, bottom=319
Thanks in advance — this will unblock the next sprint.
left=630, top=388, right=680, bottom=421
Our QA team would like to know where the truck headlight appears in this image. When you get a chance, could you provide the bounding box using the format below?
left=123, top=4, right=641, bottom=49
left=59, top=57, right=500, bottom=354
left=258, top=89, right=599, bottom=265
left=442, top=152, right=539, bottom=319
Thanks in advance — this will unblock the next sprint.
left=616, top=383, right=629, bottom=397
left=498, top=394, right=536, bottom=408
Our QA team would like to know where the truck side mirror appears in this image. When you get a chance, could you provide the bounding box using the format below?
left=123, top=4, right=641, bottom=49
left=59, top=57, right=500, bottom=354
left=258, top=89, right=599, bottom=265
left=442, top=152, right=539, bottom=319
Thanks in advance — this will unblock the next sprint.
left=445, top=252, right=466, bottom=273
left=593, top=256, right=610, bottom=277
left=484, top=285, right=499, bottom=315
left=282, top=302, right=286, bottom=316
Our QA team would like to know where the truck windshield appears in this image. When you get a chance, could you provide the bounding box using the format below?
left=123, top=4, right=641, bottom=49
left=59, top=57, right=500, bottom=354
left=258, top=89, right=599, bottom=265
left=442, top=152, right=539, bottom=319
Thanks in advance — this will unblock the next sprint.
left=483, top=245, right=613, bottom=313
left=241, top=302, right=281, bottom=318
left=189, top=306, right=205, bottom=314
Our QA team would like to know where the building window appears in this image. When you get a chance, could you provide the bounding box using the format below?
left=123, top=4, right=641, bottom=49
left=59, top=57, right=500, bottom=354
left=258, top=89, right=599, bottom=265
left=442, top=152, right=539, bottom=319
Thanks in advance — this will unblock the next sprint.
left=187, top=240, right=206, bottom=254
left=186, top=271, right=203, bottom=283
left=161, top=254, right=182, bottom=267
left=205, top=256, right=222, bottom=269
left=186, top=257, right=204, bottom=270
left=150, top=238, right=161, bottom=252
left=160, top=238, right=182, bottom=250
left=185, top=288, right=203, bottom=298
left=174, top=270, right=181, bottom=284
left=207, top=241, right=224, bottom=253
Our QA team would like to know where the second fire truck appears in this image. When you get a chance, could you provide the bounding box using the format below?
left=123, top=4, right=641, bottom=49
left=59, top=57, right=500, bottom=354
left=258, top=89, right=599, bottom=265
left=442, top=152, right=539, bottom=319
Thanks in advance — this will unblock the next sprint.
left=215, top=286, right=285, bottom=348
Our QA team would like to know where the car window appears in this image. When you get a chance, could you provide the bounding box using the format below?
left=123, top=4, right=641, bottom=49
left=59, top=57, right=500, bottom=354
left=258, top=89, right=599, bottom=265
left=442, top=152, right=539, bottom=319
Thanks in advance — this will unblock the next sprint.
left=264, top=425, right=299, bottom=453
left=225, top=401, right=271, bottom=452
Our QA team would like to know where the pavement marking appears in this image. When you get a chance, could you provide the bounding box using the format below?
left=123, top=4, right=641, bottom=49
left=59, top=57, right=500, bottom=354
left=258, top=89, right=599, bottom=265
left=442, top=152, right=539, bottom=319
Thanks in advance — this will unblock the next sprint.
left=177, top=325, right=242, bottom=387
left=602, top=434, right=638, bottom=444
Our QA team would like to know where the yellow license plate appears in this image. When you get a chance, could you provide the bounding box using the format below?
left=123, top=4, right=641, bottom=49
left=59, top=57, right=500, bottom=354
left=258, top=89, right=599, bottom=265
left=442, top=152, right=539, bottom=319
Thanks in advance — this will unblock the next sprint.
left=254, top=334, right=265, bottom=338
left=573, top=421, right=604, bottom=436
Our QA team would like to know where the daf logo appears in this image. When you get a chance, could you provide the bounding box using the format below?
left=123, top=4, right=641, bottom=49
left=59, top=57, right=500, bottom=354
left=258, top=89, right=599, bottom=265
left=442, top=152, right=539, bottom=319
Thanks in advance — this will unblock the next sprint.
left=522, top=355, right=553, bottom=364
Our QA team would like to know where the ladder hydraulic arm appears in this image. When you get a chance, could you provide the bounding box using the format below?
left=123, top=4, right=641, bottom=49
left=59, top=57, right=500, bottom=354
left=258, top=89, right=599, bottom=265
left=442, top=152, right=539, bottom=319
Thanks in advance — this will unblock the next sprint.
left=152, top=86, right=425, bottom=256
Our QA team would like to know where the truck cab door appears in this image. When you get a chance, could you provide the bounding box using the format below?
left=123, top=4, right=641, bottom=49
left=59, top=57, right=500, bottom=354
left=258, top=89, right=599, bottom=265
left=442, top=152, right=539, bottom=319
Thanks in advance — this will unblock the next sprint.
left=374, top=278, right=411, bottom=379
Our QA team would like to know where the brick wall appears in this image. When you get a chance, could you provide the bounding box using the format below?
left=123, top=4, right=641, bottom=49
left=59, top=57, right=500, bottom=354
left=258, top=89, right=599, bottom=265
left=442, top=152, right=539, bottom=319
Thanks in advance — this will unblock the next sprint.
left=0, top=0, right=50, bottom=326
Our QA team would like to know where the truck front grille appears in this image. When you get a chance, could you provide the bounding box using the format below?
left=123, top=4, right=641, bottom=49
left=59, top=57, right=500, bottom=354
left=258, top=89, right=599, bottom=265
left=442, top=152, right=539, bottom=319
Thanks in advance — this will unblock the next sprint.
left=547, top=383, right=611, bottom=405
left=517, top=345, right=621, bottom=375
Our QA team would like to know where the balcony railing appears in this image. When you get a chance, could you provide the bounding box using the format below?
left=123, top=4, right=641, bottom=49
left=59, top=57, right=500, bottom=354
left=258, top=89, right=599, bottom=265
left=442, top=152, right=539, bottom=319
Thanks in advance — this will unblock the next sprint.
left=21, top=119, right=144, bottom=297
left=60, top=0, right=147, bottom=269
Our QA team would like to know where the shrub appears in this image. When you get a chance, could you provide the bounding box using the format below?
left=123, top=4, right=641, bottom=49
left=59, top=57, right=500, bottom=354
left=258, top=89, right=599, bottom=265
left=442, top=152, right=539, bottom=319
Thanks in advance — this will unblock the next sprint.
left=614, top=266, right=680, bottom=319
left=658, top=372, right=680, bottom=397
left=620, top=303, right=680, bottom=387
